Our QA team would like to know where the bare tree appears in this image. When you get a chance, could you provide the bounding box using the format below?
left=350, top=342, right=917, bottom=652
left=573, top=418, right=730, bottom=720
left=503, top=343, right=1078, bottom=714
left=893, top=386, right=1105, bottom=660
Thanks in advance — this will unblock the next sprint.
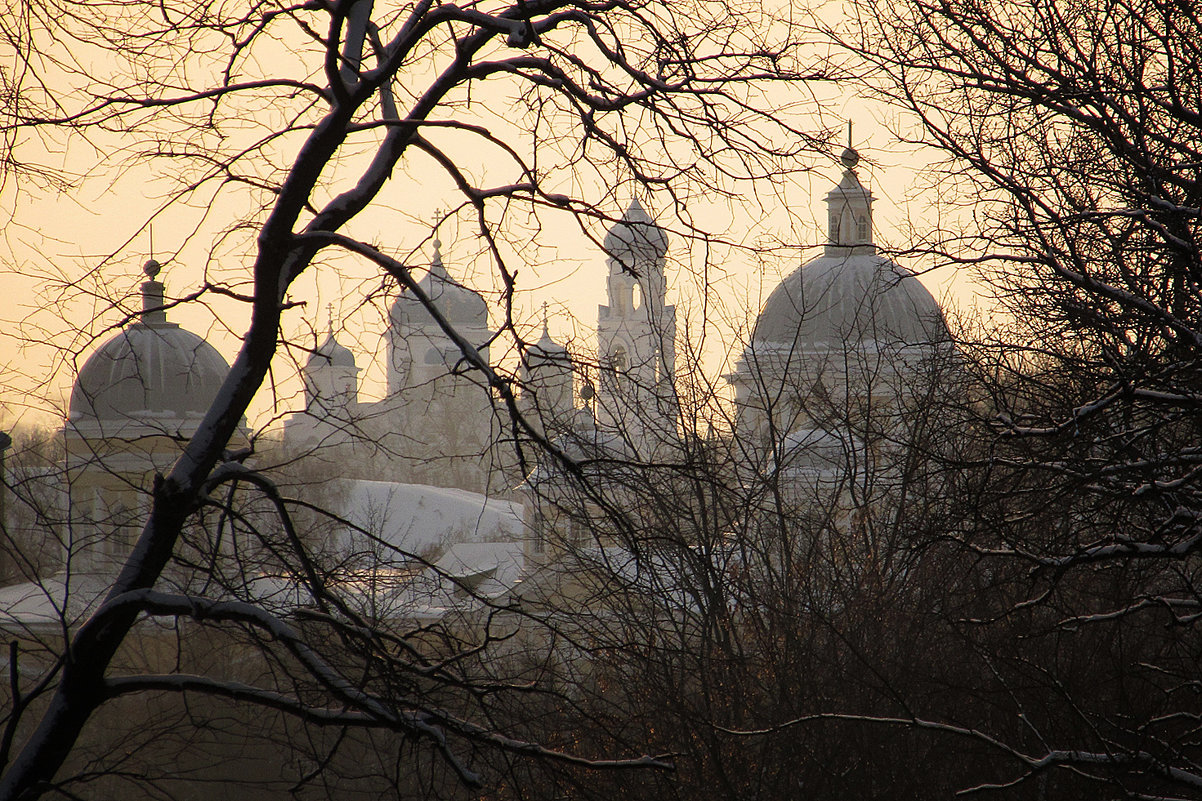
left=501, top=313, right=993, bottom=800
left=0, top=1, right=821, bottom=797
left=803, top=0, right=1202, bottom=794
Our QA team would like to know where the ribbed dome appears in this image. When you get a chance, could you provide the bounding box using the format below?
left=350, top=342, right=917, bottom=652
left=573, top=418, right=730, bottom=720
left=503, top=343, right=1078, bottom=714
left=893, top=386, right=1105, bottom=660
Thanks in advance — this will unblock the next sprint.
left=69, top=263, right=230, bottom=436
left=753, top=251, right=946, bottom=349
left=309, top=332, right=357, bottom=370
left=603, top=198, right=668, bottom=269
left=70, top=321, right=229, bottom=432
left=389, top=246, right=488, bottom=331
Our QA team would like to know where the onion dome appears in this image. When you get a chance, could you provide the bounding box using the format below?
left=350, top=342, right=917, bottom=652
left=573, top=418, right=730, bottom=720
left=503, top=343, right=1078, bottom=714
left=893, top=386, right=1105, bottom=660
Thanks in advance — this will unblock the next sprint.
left=308, top=308, right=358, bottom=371
left=389, top=236, right=489, bottom=331
left=69, top=260, right=230, bottom=437
left=527, top=308, right=570, bottom=366
left=309, top=332, right=357, bottom=370
left=603, top=198, right=668, bottom=270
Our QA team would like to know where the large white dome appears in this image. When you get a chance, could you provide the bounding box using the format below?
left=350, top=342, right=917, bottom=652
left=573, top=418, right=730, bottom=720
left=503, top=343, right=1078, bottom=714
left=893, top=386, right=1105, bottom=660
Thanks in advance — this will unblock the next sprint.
left=69, top=262, right=230, bottom=437
left=753, top=250, right=946, bottom=351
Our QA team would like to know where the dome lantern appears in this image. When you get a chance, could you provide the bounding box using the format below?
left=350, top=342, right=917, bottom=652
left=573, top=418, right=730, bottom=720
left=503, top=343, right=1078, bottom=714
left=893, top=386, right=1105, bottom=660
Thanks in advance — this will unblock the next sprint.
left=825, top=137, right=874, bottom=251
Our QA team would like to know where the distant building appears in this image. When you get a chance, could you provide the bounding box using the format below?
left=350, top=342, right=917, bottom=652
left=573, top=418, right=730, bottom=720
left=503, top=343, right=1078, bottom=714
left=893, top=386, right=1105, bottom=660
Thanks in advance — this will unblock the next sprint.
left=2, top=160, right=947, bottom=624
left=1, top=259, right=238, bottom=628
left=729, top=145, right=949, bottom=486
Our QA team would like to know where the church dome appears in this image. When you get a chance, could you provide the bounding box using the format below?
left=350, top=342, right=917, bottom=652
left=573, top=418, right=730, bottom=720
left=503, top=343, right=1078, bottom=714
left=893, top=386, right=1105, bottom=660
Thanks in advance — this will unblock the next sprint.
left=752, top=251, right=946, bottom=350
left=603, top=198, right=668, bottom=269
left=389, top=238, right=489, bottom=331
left=529, top=320, right=569, bottom=363
left=308, top=331, right=357, bottom=370
left=69, top=260, right=230, bottom=436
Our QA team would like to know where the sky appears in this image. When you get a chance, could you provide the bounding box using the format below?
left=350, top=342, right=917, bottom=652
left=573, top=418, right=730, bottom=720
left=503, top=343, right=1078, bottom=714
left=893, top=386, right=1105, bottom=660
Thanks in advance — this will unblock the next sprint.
left=0, top=1, right=983, bottom=434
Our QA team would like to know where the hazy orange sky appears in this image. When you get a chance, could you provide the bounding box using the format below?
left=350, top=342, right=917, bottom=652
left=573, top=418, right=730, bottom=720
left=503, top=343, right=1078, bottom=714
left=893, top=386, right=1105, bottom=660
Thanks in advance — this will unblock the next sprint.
left=0, top=8, right=983, bottom=434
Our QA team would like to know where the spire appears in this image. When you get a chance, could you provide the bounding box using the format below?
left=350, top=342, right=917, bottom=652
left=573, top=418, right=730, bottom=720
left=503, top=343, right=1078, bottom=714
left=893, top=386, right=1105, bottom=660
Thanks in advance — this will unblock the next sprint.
left=140, top=258, right=170, bottom=326
left=603, top=197, right=669, bottom=271
left=431, top=234, right=444, bottom=274
left=533, top=302, right=567, bottom=357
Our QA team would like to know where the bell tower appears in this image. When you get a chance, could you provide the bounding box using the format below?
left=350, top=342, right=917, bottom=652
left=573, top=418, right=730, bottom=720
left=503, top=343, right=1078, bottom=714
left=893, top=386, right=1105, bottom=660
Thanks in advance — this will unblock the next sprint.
left=596, top=198, right=677, bottom=451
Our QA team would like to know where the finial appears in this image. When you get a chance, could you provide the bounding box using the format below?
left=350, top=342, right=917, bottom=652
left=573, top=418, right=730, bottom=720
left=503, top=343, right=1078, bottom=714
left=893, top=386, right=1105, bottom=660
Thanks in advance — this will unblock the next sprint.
left=840, top=121, right=860, bottom=170
left=431, top=208, right=444, bottom=266
left=143, top=258, right=162, bottom=280
left=541, top=302, right=549, bottom=330
left=327, top=303, right=335, bottom=335
left=840, top=146, right=860, bottom=170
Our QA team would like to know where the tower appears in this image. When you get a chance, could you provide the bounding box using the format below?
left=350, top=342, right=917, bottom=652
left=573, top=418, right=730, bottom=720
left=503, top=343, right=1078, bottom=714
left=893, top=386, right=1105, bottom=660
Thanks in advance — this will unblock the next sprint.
left=383, top=233, right=499, bottom=493
left=387, top=235, right=491, bottom=396
left=595, top=198, right=677, bottom=450
left=67, top=259, right=233, bottom=578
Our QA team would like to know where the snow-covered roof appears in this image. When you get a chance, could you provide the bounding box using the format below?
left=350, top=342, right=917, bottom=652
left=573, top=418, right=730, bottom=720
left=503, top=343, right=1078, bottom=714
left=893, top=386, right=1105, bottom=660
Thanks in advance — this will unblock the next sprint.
left=335, top=479, right=524, bottom=557
left=0, top=571, right=111, bottom=631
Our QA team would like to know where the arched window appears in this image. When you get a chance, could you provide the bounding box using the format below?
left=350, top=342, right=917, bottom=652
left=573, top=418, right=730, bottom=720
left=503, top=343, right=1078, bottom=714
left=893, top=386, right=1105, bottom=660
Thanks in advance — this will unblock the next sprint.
left=611, top=346, right=627, bottom=372
left=856, top=215, right=869, bottom=242
left=631, top=281, right=642, bottom=311
left=829, top=214, right=840, bottom=243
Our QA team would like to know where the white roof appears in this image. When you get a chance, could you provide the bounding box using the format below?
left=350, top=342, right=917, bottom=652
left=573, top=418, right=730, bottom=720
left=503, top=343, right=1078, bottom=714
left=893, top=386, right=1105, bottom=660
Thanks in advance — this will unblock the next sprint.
left=336, top=479, right=524, bottom=557
left=752, top=250, right=946, bottom=351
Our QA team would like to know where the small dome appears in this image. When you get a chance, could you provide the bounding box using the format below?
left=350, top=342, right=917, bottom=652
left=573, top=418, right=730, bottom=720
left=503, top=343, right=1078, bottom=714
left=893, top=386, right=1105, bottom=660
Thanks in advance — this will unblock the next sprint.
left=603, top=198, right=668, bottom=269
left=527, top=322, right=570, bottom=366
left=308, top=332, right=357, bottom=370
left=390, top=243, right=489, bottom=331
left=753, top=251, right=946, bottom=350
left=70, top=322, right=229, bottom=434
left=522, top=421, right=630, bottom=490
